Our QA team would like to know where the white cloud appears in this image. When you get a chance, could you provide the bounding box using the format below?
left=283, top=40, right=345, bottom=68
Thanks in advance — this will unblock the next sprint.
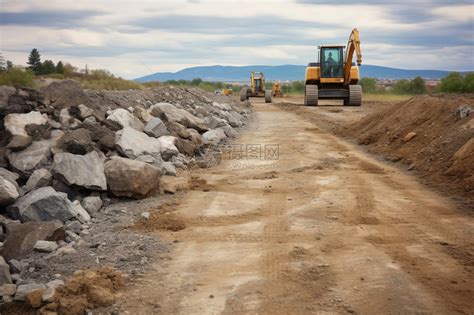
left=1, top=0, right=472, bottom=78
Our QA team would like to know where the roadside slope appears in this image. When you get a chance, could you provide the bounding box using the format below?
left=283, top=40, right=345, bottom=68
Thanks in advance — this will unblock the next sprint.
left=338, top=94, right=474, bottom=208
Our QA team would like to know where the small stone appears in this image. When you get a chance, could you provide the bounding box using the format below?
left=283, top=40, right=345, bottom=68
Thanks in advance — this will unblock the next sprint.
left=34, top=240, right=58, bottom=253
left=0, top=283, right=16, bottom=296
left=161, top=162, right=177, bottom=176
left=81, top=196, right=103, bottom=214
left=141, top=212, right=150, bottom=220
left=65, top=230, right=81, bottom=242
left=25, top=287, right=46, bottom=308
left=72, top=201, right=91, bottom=223
left=403, top=132, right=417, bottom=142
left=14, top=283, right=46, bottom=301
left=42, top=286, right=56, bottom=302
left=55, top=244, right=77, bottom=255
left=66, top=221, right=82, bottom=234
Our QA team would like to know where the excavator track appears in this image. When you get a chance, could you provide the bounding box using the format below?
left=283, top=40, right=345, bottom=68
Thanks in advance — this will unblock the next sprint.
left=265, top=90, right=272, bottom=103
left=240, top=88, right=249, bottom=102
left=304, top=85, right=318, bottom=106
left=345, top=85, right=362, bottom=106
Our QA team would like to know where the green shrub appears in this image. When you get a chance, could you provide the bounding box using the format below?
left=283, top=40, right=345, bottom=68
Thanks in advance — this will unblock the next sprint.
left=359, top=77, right=377, bottom=93
left=80, top=77, right=142, bottom=90
left=439, top=72, right=474, bottom=93
left=393, top=76, right=426, bottom=94
left=0, top=68, right=35, bottom=88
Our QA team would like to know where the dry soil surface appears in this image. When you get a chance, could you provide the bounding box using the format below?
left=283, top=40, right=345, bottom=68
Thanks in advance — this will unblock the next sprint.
left=120, top=99, right=474, bottom=314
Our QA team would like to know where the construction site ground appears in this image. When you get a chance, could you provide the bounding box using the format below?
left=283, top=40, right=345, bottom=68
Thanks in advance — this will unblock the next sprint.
left=119, top=96, right=474, bottom=314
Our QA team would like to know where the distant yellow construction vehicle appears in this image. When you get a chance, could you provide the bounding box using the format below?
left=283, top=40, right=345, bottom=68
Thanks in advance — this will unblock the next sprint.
left=214, top=88, right=233, bottom=96
left=272, top=82, right=283, bottom=97
left=304, top=28, right=362, bottom=106
left=240, top=71, right=272, bottom=103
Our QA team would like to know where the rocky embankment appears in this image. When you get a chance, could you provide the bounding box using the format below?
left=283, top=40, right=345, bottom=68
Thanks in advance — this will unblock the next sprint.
left=0, top=80, right=251, bottom=310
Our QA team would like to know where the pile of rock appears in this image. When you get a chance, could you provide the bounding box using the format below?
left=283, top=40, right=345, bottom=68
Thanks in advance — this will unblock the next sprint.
left=0, top=80, right=251, bottom=305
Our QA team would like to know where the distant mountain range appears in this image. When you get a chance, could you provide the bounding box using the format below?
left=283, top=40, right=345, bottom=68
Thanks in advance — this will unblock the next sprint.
left=135, top=65, right=467, bottom=82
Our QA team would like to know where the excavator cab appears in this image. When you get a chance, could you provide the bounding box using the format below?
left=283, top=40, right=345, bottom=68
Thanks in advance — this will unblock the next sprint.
left=320, top=46, right=344, bottom=79
left=252, top=72, right=264, bottom=94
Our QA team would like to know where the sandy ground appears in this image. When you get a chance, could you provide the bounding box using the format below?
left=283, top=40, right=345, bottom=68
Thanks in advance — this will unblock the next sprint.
left=119, top=98, right=474, bottom=314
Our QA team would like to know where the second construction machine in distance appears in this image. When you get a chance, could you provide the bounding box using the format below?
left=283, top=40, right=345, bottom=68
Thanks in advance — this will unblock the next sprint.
left=240, top=71, right=272, bottom=103
left=304, top=28, right=362, bottom=106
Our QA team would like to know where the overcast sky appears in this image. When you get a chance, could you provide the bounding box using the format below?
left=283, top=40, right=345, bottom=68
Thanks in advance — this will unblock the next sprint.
left=1, top=0, right=473, bottom=79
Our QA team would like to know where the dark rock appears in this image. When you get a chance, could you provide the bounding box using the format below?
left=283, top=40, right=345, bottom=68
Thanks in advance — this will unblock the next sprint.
left=57, top=128, right=94, bottom=155
left=176, top=138, right=197, bottom=156
left=25, top=123, right=51, bottom=141
left=39, top=80, right=89, bottom=110
left=7, top=135, right=33, bottom=152
left=2, top=220, right=64, bottom=260
left=80, top=123, right=115, bottom=152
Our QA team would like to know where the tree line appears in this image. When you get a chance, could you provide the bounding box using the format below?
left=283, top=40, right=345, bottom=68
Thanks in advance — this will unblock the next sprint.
left=360, top=73, right=474, bottom=94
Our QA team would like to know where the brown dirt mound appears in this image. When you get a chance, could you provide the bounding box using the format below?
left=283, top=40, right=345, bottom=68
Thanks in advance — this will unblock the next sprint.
left=339, top=94, right=474, bottom=209
left=131, top=212, right=186, bottom=232
left=35, top=267, right=125, bottom=315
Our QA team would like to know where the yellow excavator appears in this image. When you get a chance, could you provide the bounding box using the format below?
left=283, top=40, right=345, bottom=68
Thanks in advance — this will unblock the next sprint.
left=240, top=71, right=272, bottom=103
left=272, top=82, right=283, bottom=97
left=304, top=28, right=362, bottom=106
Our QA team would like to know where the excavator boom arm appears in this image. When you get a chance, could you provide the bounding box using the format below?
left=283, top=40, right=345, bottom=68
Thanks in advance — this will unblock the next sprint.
left=343, top=28, right=362, bottom=84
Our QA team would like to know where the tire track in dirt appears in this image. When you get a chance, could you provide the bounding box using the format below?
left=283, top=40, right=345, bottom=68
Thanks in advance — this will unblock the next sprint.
left=119, top=100, right=474, bottom=315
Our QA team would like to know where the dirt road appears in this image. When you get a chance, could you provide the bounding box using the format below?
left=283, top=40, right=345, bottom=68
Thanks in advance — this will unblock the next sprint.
left=121, top=99, right=474, bottom=314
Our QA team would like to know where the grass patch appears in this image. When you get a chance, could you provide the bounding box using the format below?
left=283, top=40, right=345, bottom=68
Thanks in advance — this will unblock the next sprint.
left=0, top=68, right=35, bottom=88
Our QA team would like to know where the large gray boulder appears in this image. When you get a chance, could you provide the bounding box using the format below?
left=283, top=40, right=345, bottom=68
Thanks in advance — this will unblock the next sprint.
left=150, top=103, right=209, bottom=132
left=115, top=127, right=161, bottom=159
left=144, top=117, right=169, bottom=138
left=52, top=151, right=107, bottom=190
left=6, top=187, right=76, bottom=223
left=104, top=156, right=160, bottom=198
left=202, top=129, right=227, bottom=145
left=0, top=177, right=19, bottom=206
left=4, top=111, right=48, bottom=137
left=158, top=136, right=179, bottom=160
left=6, top=130, right=63, bottom=177
left=107, top=108, right=144, bottom=131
